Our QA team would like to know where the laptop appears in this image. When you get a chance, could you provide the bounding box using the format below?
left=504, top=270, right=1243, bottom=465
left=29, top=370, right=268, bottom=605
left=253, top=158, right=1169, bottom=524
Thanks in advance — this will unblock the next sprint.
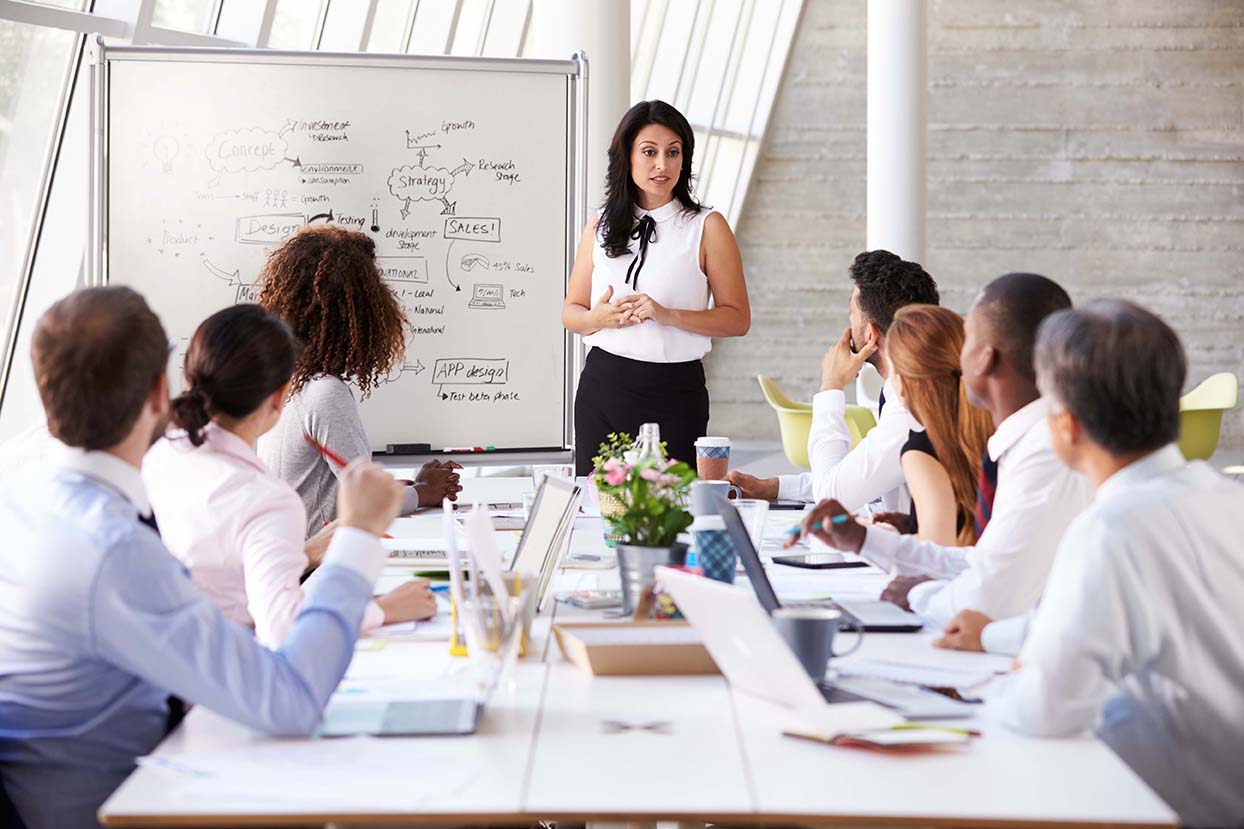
left=656, top=565, right=974, bottom=720
left=716, top=497, right=924, bottom=633
left=467, top=282, right=506, bottom=309
left=510, top=475, right=582, bottom=612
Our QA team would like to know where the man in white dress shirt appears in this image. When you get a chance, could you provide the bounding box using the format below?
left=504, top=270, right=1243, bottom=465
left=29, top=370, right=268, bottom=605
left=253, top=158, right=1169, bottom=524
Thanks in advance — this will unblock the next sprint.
left=792, top=274, right=1091, bottom=632
left=986, top=300, right=1244, bottom=827
left=728, top=250, right=938, bottom=513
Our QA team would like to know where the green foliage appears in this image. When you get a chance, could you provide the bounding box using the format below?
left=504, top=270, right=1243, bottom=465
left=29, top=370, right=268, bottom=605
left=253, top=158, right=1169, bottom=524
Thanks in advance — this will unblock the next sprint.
left=591, top=436, right=696, bottom=548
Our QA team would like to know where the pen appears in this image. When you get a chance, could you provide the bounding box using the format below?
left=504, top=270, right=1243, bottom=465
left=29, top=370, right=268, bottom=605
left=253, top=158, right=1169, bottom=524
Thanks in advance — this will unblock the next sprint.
left=303, top=433, right=349, bottom=469
left=892, top=723, right=981, bottom=738
left=429, top=584, right=450, bottom=593
left=785, top=513, right=850, bottom=536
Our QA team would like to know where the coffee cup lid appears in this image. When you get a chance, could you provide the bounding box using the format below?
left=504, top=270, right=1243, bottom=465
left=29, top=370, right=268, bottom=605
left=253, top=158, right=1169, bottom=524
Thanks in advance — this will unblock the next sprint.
left=695, top=436, right=730, bottom=447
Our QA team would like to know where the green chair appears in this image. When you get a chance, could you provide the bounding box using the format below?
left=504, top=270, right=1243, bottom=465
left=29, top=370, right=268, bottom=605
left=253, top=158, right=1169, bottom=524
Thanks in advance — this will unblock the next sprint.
left=757, top=376, right=877, bottom=470
left=1178, top=372, right=1239, bottom=461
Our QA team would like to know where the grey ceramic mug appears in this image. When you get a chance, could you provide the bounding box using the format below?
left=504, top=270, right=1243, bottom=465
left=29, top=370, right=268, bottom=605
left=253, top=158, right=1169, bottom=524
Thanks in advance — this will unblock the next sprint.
left=771, top=607, right=864, bottom=683
left=689, top=479, right=741, bottom=517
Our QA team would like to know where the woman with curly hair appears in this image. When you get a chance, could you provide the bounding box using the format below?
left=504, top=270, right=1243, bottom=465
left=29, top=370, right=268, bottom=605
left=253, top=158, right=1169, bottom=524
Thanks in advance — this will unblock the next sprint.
left=256, top=225, right=461, bottom=535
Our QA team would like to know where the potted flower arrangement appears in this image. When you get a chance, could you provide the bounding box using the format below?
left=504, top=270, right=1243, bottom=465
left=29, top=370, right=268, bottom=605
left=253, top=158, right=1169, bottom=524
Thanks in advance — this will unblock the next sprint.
left=591, top=432, right=697, bottom=614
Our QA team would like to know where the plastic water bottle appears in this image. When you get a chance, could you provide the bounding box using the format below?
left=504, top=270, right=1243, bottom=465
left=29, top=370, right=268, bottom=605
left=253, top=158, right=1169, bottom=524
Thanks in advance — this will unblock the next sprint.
left=634, top=422, right=664, bottom=462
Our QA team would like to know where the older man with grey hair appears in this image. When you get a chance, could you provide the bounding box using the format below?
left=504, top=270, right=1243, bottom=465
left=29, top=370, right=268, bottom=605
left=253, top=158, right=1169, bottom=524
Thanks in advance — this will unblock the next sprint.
left=985, top=299, right=1244, bottom=828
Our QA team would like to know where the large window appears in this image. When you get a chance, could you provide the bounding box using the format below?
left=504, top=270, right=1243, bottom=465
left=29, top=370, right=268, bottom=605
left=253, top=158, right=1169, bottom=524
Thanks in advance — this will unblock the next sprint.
left=0, top=17, right=79, bottom=387
left=630, top=0, right=802, bottom=225
left=0, top=0, right=799, bottom=439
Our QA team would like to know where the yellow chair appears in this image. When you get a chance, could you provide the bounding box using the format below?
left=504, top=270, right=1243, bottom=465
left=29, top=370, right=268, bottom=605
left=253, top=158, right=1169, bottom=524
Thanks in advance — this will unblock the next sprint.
left=757, top=376, right=877, bottom=469
left=844, top=404, right=878, bottom=448
left=1178, top=372, right=1239, bottom=460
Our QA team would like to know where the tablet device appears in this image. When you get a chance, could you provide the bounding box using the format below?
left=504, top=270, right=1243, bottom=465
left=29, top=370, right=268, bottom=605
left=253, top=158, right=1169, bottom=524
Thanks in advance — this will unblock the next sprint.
left=318, top=699, right=481, bottom=737
left=772, top=552, right=870, bottom=570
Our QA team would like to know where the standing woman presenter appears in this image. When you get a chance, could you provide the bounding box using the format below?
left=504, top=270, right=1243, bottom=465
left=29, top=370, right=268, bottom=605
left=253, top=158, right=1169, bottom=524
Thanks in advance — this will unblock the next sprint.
left=563, top=100, right=750, bottom=475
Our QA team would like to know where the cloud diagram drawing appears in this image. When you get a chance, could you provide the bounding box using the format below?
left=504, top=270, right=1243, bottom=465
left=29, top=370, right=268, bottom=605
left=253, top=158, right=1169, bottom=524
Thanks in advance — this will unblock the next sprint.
left=206, top=128, right=290, bottom=174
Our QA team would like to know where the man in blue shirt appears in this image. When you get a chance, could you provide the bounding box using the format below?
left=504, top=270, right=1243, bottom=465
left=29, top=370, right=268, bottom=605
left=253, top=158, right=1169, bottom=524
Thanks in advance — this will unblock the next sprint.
left=0, top=287, right=404, bottom=829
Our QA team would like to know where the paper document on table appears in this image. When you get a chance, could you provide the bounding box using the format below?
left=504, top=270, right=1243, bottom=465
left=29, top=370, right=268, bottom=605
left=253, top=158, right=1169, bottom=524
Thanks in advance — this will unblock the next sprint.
left=465, top=506, right=509, bottom=611
left=835, top=657, right=1002, bottom=689
left=136, top=737, right=469, bottom=809
left=363, top=612, right=454, bottom=642
left=786, top=700, right=905, bottom=737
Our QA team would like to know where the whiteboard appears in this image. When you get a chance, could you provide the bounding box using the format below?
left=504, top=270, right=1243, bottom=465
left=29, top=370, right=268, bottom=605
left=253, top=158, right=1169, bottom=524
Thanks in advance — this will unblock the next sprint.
left=91, top=45, right=585, bottom=453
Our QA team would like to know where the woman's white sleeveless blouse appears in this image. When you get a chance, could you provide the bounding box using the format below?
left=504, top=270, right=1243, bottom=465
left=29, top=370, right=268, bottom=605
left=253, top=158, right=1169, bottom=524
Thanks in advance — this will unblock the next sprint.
left=583, top=199, right=714, bottom=363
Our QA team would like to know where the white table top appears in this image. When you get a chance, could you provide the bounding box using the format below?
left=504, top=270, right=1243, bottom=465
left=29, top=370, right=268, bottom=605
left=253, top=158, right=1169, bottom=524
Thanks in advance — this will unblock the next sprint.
left=100, top=496, right=1177, bottom=827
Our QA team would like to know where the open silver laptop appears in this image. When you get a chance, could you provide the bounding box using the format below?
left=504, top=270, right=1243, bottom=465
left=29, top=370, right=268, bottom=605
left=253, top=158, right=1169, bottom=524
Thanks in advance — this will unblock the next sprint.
left=510, top=475, right=582, bottom=611
left=657, top=566, right=975, bottom=719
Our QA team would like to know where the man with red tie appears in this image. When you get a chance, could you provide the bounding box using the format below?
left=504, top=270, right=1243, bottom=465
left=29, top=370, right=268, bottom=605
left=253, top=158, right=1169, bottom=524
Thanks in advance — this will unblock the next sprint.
left=792, top=273, right=1090, bottom=652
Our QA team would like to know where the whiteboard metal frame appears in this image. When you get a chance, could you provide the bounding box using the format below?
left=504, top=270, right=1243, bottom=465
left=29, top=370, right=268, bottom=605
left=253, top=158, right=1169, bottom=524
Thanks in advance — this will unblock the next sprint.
left=87, top=36, right=587, bottom=453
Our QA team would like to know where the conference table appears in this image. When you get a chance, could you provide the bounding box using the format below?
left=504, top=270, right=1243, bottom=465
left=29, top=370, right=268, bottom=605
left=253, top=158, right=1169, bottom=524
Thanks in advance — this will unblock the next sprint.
left=100, top=476, right=1177, bottom=828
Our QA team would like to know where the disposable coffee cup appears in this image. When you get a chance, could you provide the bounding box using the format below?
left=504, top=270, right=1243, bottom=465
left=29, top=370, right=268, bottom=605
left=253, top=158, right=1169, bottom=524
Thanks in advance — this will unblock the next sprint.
left=695, top=436, right=731, bottom=480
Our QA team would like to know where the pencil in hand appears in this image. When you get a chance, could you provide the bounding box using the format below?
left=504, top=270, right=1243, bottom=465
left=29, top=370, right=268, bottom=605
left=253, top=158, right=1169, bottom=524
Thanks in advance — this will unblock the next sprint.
left=302, top=432, right=349, bottom=469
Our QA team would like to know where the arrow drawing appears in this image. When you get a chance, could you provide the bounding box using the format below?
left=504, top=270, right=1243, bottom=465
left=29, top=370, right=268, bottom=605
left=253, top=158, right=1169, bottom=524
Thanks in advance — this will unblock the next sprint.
left=444, top=240, right=461, bottom=292
left=399, top=199, right=411, bottom=220
left=406, top=359, right=427, bottom=376
left=404, top=131, right=441, bottom=152
left=450, top=158, right=475, bottom=177
left=308, top=209, right=334, bottom=224
left=201, top=255, right=242, bottom=287
left=279, top=119, right=295, bottom=137
left=283, top=156, right=302, bottom=168
left=439, top=198, right=457, bottom=216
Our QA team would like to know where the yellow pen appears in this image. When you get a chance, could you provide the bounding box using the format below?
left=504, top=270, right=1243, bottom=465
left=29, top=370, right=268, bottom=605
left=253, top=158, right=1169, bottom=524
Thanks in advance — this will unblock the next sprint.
left=892, top=723, right=981, bottom=738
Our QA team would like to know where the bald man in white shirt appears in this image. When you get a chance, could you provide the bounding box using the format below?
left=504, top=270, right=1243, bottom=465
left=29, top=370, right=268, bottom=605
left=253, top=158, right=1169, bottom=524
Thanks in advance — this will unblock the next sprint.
left=985, top=300, right=1244, bottom=827
left=790, top=273, right=1091, bottom=628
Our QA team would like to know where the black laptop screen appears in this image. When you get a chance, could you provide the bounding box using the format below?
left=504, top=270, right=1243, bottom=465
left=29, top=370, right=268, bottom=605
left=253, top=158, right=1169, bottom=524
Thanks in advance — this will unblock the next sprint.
left=715, top=496, right=782, bottom=614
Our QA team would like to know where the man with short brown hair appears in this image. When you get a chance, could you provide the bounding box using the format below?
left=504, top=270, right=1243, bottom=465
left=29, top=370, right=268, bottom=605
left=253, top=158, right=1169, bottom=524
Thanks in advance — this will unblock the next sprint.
left=0, top=287, right=405, bottom=829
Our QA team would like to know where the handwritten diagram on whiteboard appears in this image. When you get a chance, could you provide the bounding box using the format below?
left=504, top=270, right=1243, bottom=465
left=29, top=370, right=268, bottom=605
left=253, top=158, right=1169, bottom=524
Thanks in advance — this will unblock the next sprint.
left=101, top=57, right=573, bottom=451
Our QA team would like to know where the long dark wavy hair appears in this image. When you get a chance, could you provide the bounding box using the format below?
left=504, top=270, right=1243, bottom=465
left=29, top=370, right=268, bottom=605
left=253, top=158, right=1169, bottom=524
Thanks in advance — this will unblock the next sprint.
left=599, top=100, right=706, bottom=259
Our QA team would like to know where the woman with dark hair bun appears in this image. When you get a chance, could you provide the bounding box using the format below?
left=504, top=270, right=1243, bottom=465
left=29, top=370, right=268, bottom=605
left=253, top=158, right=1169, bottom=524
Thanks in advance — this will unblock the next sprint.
left=562, top=100, right=750, bottom=475
left=143, top=304, right=436, bottom=648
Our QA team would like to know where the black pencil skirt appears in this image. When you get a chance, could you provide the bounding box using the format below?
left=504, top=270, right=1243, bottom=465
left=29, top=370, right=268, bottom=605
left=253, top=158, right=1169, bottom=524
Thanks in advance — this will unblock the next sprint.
left=573, top=347, right=710, bottom=476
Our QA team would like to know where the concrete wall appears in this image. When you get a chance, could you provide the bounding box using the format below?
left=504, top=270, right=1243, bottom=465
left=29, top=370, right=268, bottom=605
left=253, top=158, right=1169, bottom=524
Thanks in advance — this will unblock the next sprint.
left=706, top=0, right=1244, bottom=450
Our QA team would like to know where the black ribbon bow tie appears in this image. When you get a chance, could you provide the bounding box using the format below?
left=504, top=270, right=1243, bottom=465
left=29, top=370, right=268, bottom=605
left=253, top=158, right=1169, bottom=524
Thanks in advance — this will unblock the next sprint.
left=625, top=215, right=658, bottom=291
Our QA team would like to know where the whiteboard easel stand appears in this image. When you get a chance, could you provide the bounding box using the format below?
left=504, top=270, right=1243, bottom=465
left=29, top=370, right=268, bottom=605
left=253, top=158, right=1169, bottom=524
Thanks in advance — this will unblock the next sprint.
left=86, top=37, right=589, bottom=458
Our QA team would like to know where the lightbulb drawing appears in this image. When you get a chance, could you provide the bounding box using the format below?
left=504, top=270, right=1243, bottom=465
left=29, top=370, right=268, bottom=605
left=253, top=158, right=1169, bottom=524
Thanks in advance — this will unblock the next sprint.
left=153, top=135, right=179, bottom=174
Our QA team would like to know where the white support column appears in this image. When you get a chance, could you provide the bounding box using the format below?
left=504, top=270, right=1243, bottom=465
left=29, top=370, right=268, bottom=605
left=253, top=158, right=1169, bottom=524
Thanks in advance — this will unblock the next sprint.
left=866, top=0, right=926, bottom=263
left=529, top=0, right=630, bottom=210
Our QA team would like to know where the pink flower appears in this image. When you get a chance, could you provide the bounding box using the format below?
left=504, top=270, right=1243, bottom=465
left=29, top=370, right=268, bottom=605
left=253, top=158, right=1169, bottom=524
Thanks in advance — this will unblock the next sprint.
left=640, top=468, right=661, bottom=482
left=603, top=457, right=621, bottom=472
left=605, top=466, right=628, bottom=486
left=659, top=473, right=678, bottom=486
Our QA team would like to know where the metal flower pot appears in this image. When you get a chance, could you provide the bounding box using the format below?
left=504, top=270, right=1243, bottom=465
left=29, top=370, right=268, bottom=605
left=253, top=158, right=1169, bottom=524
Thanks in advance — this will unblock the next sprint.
left=615, top=542, right=689, bottom=616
